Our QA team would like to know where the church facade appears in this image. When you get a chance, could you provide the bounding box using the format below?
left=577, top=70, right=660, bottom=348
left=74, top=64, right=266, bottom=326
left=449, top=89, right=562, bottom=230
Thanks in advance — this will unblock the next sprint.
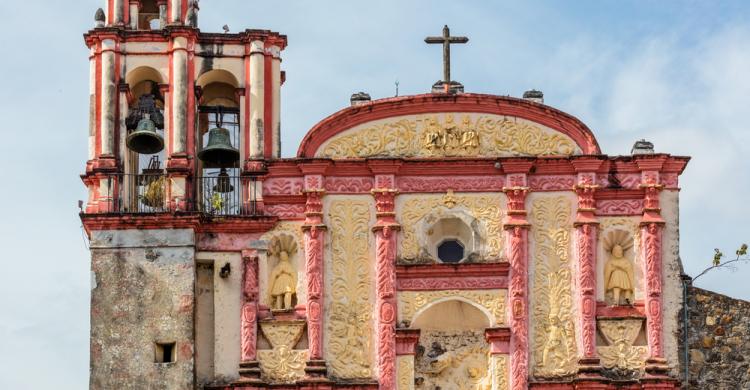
left=81, top=2, right=689, bottom=389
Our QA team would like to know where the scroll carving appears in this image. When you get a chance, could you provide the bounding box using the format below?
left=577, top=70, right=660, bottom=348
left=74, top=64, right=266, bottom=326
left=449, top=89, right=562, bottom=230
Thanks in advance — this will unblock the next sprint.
left=596, top=200, right=644, bottom=216
left=492, top=354, right=509, bottom=390
left=508, top=226, right=529, bottom=390
left=325, top=177, right=374, bottom=193
left=263, top=177, right=304, bottom=196
left=398, top=290, right=507, bottom=326
left=399, top=194, right=503, bottom=262
left=529, top=175, right=576, bottom=191
left=318, top=114, right=580, bottom=158
left=577, top=224, right=597, bottom=358
left=327, top=199, right=374, bottom=378
left=241, top=255, right=259, bottom=362
left=531, top=196, right=578, bottom=378
left=397, top=176, right=505, bottom=193
left=397, top=355, right=414, bottom=390
left=264, top=204, right=305, bottom=219
left=643, top=222, right=664, bottom=358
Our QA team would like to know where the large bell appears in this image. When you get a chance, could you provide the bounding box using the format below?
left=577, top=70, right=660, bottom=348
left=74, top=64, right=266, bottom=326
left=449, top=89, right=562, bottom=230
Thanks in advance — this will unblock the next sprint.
left=127, top=117, right=164, bottom=155
left=198, top=127, right=239, bottom=166
left=213, top=168, right=234, bottom=193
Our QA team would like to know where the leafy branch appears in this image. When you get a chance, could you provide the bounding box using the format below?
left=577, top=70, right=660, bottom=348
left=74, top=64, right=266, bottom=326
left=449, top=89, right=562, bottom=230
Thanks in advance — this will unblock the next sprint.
left=693, top=244, right=749, bottom=282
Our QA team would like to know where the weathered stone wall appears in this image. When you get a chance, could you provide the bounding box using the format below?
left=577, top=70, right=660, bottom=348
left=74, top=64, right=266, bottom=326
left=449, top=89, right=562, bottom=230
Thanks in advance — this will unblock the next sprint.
left=90, top=229, right=195, bottom=390
left=682, top=286, right=750, bottom=389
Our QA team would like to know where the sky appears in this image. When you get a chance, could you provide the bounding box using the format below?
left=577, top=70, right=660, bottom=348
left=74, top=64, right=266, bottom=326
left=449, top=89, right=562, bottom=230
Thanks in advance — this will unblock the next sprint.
left=0, top=1, right=749, bottom=388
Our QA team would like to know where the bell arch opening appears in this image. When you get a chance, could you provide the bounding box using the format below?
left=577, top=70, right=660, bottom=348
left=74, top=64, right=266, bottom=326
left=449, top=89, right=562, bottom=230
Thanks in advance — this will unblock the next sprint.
left=122, top=66, right=167, bottom=212
left=195, top=70, right=243, bottom=215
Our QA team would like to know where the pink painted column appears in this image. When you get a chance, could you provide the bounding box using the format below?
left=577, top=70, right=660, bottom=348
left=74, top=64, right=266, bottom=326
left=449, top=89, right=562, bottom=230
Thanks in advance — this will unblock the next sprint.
left=238, top=249, right=261, bottom=382
left=301, top=168, right=329, bottom=379
left=637, top=162, right=669, bottom=378
left=502, top=165, right=532, bottom=390
left=372, top=176, right=400, bottom=390
left=571, top=160, right=604, bottom=379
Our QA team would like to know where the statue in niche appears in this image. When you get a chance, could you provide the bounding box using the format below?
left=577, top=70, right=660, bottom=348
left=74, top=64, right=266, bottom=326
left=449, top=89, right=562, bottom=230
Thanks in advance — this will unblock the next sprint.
left=603, top=230, right=635, bottom=306
left=268, top=235, right=298, bottom=311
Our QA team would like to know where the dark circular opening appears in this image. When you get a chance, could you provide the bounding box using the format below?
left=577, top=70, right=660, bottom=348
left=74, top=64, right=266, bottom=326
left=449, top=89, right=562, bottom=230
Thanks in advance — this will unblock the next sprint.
left=437, top=239, right=465, bottom=263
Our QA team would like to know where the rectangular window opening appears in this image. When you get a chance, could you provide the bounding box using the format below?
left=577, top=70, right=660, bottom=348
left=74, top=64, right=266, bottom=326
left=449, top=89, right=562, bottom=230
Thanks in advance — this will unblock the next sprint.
left=155, top=341, right=176, bottom=363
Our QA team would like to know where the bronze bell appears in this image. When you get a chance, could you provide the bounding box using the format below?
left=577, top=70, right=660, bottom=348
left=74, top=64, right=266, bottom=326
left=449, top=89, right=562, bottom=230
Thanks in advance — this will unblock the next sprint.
left=127, top=116, right=164, bottom=155
left=198, top=127, right=239, bottom=166
left=213, top=168, right=234, bottom=193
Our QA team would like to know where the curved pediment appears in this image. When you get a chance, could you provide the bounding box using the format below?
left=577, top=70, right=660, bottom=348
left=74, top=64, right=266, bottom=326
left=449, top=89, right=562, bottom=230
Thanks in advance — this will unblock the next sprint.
left=298, top=93, right=600, bottom=158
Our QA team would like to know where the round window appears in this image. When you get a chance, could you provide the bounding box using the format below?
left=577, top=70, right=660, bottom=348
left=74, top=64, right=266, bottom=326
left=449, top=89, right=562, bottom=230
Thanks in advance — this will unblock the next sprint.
left=437, top=239, right=465, bottom=263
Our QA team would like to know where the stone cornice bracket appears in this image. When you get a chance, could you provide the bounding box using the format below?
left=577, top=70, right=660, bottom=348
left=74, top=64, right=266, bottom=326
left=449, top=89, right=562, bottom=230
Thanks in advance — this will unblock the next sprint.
left=395, top=328, right=421, bottom=355
left=485, top=327, right=511, bottom=354
left=502, top=185, right=530, bottom=227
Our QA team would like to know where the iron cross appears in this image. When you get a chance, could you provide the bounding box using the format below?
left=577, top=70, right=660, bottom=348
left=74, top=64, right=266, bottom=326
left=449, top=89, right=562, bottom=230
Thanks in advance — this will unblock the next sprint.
left=425, top=25, right=469, bottom=84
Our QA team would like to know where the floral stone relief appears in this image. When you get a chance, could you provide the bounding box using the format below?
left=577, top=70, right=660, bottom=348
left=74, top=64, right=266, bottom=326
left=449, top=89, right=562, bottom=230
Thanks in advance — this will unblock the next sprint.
left=596, top=318, right=647, bottom=376
left=317, top=113, right=581, bottom=158
left=257, top=320, right=308, bottom=383
left=530, top=196, right=578, bottom=378
left=398, top=193, right=504, bottom=263
left=326, top=199, right=374, bottom=379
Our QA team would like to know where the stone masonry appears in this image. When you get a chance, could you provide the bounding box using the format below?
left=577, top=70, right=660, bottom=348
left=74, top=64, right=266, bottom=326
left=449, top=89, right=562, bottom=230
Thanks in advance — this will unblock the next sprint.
left=681, top=286, right=750, bottom=389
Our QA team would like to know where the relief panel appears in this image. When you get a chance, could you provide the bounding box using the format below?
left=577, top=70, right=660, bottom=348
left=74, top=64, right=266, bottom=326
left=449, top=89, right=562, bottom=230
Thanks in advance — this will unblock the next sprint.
left=529, top=195, right=578, bottom=378
left=317, top=113, right=581, bottom=158
left=324, top=197, right=375, bottom=379
left=396, top=193, right=505, bottom=263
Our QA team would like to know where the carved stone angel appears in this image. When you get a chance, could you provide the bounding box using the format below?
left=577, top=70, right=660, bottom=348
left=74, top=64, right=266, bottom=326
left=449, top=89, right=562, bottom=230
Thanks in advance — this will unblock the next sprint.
left=603, top=230, right=635, bottom=306
left=268, top=235, right=298, bottom=311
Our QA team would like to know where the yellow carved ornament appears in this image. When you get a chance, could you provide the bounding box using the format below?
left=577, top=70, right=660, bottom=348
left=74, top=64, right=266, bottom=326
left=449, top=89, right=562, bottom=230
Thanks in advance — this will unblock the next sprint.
left=326, top=199, right=374, bottom=379
left=257, top=321, right=308, bottom=383
left=399, top=193, right=504, bottom=262
left=531, top=196, right=578, bottom=378
left=397, top=355, right=414, bottom=390
left=318, top=114, right=580, bottom=158
left=597, top=319, right=647, bottom=372
left=492, top=354, right=509, bottom=390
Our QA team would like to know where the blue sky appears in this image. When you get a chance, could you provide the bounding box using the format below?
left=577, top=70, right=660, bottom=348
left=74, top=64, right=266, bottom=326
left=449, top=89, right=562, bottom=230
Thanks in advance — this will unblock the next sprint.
left=0, top=1, right=749, bottom=388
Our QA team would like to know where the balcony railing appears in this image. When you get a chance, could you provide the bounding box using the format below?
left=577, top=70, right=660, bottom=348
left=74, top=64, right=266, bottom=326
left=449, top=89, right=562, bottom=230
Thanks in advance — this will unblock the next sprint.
left=198, top=175, right=261, bottom=216
left=88, top=173, right=263, bottom=216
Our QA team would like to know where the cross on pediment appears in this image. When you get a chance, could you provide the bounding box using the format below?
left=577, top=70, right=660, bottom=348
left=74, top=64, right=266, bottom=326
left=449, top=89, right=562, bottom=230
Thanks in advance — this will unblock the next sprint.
left=425, top=25, right=469, bottom=92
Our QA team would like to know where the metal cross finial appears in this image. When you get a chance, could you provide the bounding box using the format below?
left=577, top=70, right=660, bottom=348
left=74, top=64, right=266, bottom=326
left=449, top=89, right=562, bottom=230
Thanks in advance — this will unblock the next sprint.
left=425, top=25, right=469, bottom=85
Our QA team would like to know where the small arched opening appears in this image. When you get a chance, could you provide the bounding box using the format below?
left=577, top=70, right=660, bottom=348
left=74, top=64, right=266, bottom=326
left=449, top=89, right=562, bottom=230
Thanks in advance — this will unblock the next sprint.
left=411, top=299, right=493, bottom=388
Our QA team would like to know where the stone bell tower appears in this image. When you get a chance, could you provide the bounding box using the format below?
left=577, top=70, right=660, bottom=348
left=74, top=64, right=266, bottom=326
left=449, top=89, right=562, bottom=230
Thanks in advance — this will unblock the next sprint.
left=82, top=1, right=286, bottom=389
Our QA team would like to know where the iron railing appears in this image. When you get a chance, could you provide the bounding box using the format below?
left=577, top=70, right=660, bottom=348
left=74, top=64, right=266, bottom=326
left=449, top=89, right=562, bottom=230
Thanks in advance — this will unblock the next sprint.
left=122, top=173, right=170, bottom=213
left=198, top=175, right=261, bottom=216
left=89, top=173, right=263, bottom=216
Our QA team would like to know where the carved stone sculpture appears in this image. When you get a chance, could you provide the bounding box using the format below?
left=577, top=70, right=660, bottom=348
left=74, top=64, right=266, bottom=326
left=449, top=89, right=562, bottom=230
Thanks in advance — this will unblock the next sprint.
left=268, top=235, right=298, bottom=311
left=596, top=318, right=647, bottom=375
left=603, top=230, right=635, bottom=306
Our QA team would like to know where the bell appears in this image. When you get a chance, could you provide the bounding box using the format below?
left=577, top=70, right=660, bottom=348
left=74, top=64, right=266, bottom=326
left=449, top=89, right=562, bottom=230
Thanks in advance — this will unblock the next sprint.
left=127, top=117, right=164, bottom=155
left=198, top=127, right=239, bottom=166
left=213, top=168, right=234, bottom=193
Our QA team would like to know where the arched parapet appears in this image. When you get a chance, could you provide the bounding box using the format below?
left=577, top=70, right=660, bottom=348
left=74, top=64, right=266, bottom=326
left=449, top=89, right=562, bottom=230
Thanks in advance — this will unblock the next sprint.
left=298, top=93, right=601, bottom=158
left=398, top=289, right=507, bottom=328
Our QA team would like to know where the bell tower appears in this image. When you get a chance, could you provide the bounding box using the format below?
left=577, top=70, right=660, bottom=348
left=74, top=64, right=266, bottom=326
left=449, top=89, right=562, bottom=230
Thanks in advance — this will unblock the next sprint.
left=83, top=0, right=286, bottom=214
left=82, top=2, right=286, bottom=389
